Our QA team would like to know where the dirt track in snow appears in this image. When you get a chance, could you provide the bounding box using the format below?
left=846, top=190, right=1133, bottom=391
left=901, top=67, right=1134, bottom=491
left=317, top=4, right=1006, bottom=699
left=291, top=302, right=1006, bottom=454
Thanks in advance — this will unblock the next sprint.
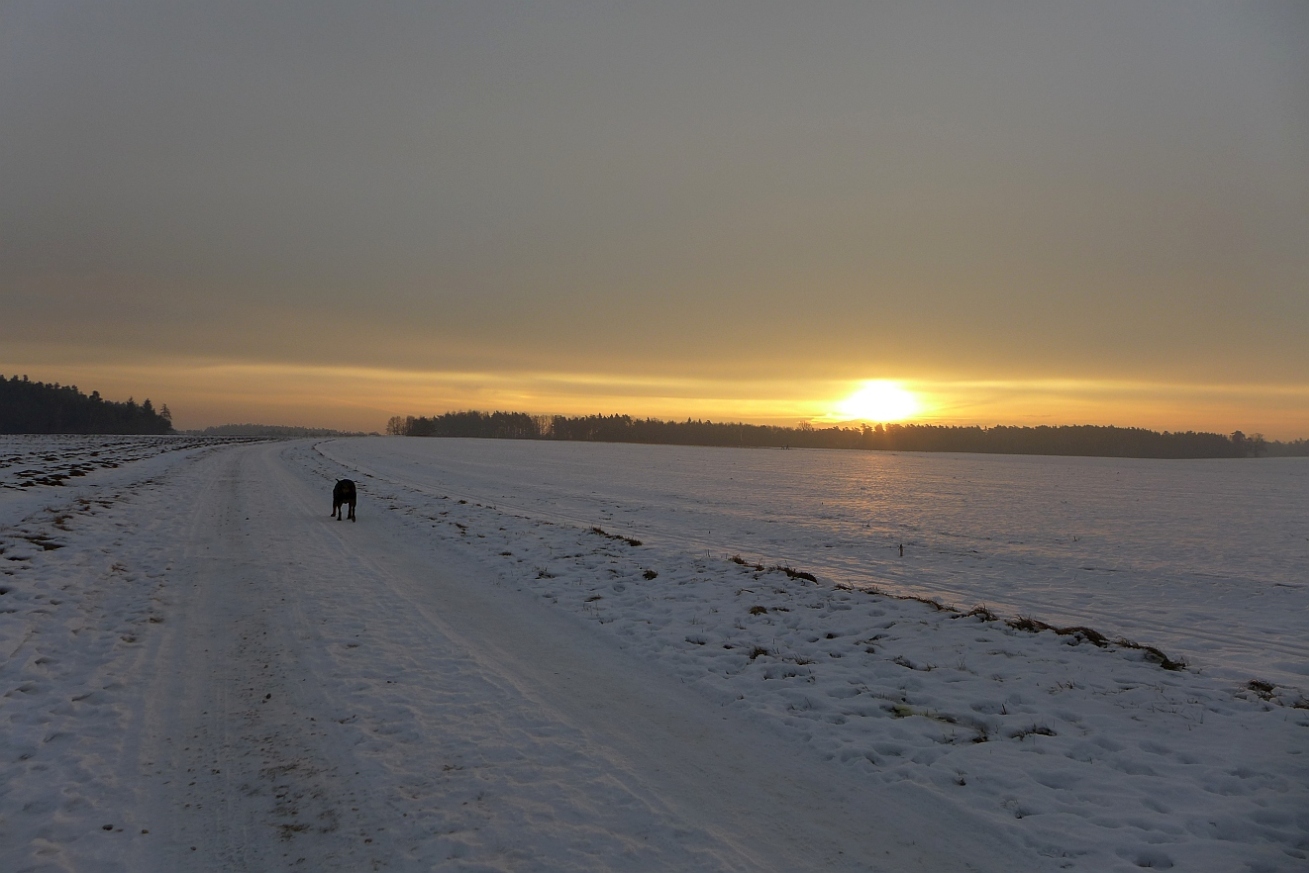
left=3, top=440, right=1019, bottom=872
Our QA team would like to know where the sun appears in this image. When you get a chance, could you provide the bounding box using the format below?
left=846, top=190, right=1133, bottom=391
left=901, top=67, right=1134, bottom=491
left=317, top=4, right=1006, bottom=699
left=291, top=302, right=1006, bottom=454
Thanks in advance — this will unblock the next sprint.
left=835, top=381, right=922, bottom=423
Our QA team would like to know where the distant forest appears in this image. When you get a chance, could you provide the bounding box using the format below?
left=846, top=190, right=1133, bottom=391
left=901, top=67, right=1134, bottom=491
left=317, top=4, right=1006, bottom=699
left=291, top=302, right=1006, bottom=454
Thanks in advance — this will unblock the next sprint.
left=188, top=424, right=370, bottom=438
left=386, top=411, right=1303, bottom=459
left=1, top=375, right=174, bottom=435
left=1266, top=438, right=1309, bottom=458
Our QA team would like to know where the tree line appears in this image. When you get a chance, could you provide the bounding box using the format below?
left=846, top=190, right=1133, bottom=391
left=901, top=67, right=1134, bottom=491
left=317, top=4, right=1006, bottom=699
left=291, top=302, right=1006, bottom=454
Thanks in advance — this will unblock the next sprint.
left=386, top=411, right=1285, bottom=459
left=0, top=374, right=174, bottom=435
left=1264, top=438, right=1309, bottom=458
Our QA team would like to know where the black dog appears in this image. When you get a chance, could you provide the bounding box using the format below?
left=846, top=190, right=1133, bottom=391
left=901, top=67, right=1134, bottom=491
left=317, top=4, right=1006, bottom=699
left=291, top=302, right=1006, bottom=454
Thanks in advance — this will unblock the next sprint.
left=332, top=479, right=356, bottom=522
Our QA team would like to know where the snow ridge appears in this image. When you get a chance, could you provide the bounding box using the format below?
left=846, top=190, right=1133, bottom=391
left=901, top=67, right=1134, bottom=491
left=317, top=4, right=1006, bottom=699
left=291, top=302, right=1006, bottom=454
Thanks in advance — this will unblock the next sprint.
left=305, top=438, right=1309, bottom=871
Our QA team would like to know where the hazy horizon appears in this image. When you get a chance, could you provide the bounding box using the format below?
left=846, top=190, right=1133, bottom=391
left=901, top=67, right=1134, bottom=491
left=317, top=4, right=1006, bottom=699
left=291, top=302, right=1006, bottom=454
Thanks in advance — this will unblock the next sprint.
left=4, top=3, right=1306, bottom=436
left=10, top=368, right=1305, bottom=445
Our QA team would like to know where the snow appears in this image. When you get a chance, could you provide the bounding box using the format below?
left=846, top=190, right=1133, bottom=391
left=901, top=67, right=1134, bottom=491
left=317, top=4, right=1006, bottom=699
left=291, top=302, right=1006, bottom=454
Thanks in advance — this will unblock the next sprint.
left=319, top=437, right=1309, bottom=690
left=1, top=435, right=1306, bottom=872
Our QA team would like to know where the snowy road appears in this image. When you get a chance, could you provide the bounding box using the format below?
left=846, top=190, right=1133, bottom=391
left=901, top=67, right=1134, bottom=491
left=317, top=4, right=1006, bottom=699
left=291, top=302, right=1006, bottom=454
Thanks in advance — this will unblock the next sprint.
left=3, top=440, right=1023, bottom=871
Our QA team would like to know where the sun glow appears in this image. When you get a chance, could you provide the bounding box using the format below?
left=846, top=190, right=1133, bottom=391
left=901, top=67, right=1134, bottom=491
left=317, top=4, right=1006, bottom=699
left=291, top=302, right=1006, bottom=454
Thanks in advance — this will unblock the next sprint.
left=834, top=381, right=922, bottom=423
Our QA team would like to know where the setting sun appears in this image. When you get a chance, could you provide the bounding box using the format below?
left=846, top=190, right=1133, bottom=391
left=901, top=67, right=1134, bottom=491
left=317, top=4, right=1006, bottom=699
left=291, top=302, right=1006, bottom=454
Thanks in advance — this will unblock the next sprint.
left=834, top=381, right=922, bottom=423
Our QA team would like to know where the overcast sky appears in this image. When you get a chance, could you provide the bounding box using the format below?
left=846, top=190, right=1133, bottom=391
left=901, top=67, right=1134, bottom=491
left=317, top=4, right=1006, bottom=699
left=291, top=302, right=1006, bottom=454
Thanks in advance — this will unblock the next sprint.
left=3, top=1, right=1306, bottom=434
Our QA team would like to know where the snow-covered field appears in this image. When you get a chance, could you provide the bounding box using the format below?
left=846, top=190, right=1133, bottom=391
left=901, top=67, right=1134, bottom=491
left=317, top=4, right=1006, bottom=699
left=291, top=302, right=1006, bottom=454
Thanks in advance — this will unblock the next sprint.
left=2, top=435, right=1305, bottom=872
left=321, top=437, right=1309, bottom=691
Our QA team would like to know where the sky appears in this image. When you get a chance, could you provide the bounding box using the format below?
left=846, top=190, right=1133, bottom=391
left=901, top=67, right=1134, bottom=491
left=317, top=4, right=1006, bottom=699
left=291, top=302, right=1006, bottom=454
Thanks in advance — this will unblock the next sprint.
left=2, top=1, right=1307, bottom=437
